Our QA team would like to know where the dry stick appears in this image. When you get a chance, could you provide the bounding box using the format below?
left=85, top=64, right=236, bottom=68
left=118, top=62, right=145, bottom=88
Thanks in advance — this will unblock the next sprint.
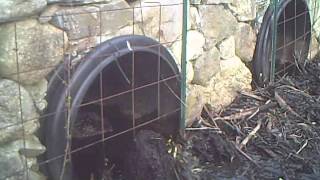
left=233, top=142, right=260, bottom=167
left=274, top=90, right=302, bottom=119
left=240, top=91, right=265, bottom=101
left=203, top=105, right=220, bottom=129
left=296, top=139, right=309, bottom=154
left=213, top=102, right=277, bottom=121
left=239, top=119, right=262, bottom=150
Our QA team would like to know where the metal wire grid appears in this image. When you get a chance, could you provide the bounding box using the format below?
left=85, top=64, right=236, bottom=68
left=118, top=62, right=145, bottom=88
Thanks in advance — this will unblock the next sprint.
left=270, top=0, right=318, bottom=81
left=2, top=0, right=319, bottom=179
left=2, top=1, right=185, bottom=180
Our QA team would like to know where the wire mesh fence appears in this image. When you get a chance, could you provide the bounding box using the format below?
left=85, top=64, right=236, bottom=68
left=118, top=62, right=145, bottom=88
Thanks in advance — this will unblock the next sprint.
left=0, top=0, right=319, bottom=179
left=1, top=1, right=185, bottom=180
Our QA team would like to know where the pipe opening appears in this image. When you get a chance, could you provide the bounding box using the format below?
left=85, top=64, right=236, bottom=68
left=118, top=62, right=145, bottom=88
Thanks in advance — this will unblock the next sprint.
left=252, top=0, right=311, bottom=87
left=71, top=51, right=179, bottom=179
left=40, top=35, right=181, bottom=180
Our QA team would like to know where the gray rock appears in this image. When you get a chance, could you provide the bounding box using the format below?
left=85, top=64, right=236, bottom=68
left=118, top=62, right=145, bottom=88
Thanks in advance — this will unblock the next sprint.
left=192, top=47, right=220, bottom=86
left=49, top=0, right=132, bottom=40
left=0, top=0, right=47, bottom=23
left=0, top=137, right=45, bottom=180
left=47, top=0, right=111, bottom=5
left=218, top=36, right=236, bottom=59
left=205, top=56, right=252, bottom=112
left=49, top=6, right=100, bottom=40
left=185, top=84, right=206, bottom=126
left=169, top=40, right=195, bottom=84
left=0, top=19, right=67, bottom=85
left=39, top=4, right=61, bottom=23
left=228, top=0, right=256, bottom=22
left=309, top=33, right=320, bottom=60
left=134, top=0, right=183, bottom=44
left=235, top=22, right=256, bottom=62
left=18, top=135, right=46, bottom=158
left=199, top=5, right=238, bottom=45
left=255, top=0, right=269, bottom=30
left=24, top=77, right=48, bottom=112
left=190, top=7, right=201, bottom=30
left=190, top=0, right=202, bottom=5
left=205, top=0, right=232, bottom=4
left=6, top=171, right=46, bottom=180
left=0, top=79, right=39, bottom=144
left=0, top=141, right=25, bottom=179
left=100, top=0, right=133, bottom=36
left=311, top=1, right=320, bottom=40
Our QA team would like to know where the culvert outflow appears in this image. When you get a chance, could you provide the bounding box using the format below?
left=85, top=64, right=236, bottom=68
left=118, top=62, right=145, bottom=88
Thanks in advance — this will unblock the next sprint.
left=39, top=35, right=181, bottom=180
left=252, top=0, right=311, bottom=87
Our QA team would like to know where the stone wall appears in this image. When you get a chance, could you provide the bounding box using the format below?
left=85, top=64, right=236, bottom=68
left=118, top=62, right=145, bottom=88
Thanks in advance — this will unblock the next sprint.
left=0, top=0, right=319, bottom=179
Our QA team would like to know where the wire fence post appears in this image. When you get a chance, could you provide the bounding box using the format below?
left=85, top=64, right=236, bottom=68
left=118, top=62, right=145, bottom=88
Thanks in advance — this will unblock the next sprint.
left=180, top=0, right=189, bottom=132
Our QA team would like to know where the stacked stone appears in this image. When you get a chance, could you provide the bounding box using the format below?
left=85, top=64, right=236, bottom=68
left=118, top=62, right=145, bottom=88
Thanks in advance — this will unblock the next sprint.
left=183, top=0, right=257, bottom=125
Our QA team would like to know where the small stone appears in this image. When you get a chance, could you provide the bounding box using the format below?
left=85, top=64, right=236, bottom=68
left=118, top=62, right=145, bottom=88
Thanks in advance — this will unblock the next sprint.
left=218, top=36, right=236, bottom=59
left=18, top=135, right=46, bottom=158
left=205, top=56, right=252, bottom=112
left=310, top=1, right=320, bottom=40
left=309, top=33, right=320, bottom=60
left=24, top=79, right=48, bottom=112
left=185, top=84, right=206, bottom=126
left=134, top=0, right=183, bottom=43
left=228, top=0, right=256, bottom=22
left=190, top=7, right=201, bottom=30
left=0, top=19, right=67, bottom=85
left=49, top=6, right=101, bottom=40
left=39, top=4, right=61, bottom=23
left=192, top=47, right=221, bottom=86
left=190, top=0, right=202, bottom=5
left=235, top=22, right=256, bottom=62
left=0, top=0, right=47, bottom=23
left=170, top=30, right=205, bottom=63
left=47, top=0, right=112, bottom=5
left=206, top=0, right=232, bottom=4
left=0, top=79, right=39, bottom=144
left=188, top=31, right=205, bottom=60
left=199, top=5, right=238, bottom=44
left=0, top=141, right=25, bottom=179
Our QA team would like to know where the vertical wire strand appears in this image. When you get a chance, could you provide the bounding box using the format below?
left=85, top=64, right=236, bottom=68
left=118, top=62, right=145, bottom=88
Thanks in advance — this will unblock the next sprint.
left=99, top=7, right=107, bottom=177
left=295, top=0, right=297, bottom=61
left=283, top=3, right=287, bottom=72
left=132, top=6, right=136, bottom=138
left=14, top=22, right=29, bottom=180
left=60, top=15, right=71, bottom=180
left=180, top=0, right=189, bottom=131
left=157, top=4, right=162, bottom=123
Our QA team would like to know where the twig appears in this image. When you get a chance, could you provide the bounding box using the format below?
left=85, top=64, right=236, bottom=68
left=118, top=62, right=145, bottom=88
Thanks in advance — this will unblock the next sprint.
left=239, top=119, right=262, bottom=149
left=213, top=102, right=277, bottom=121
left=185, top=127, right=221, bottom=132
left=274, top=90, right=302, bottom=119
left=240, top=91, right=265, bottom=101
left=203, top=105, right=220, bottom=129
left=296, top=139, right=309, bottom=154
left=233, top=142, right=260, bottom=167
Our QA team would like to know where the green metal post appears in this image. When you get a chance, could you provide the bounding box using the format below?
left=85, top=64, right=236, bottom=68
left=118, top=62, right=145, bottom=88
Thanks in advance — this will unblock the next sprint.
left=180, top=0, right=189, bottom=131
left=270, top=0, right=278, bottom=84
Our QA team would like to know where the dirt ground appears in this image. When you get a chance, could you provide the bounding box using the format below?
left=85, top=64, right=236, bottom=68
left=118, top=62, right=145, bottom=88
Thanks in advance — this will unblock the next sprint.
left=178, top=59, right=320, bottom=180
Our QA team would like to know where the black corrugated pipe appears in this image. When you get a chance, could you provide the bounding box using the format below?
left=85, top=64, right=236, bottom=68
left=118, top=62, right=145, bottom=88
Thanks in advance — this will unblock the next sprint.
left=40, top=35, right=181, bottom=180
left=252, top=0, right=311, bottom=87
